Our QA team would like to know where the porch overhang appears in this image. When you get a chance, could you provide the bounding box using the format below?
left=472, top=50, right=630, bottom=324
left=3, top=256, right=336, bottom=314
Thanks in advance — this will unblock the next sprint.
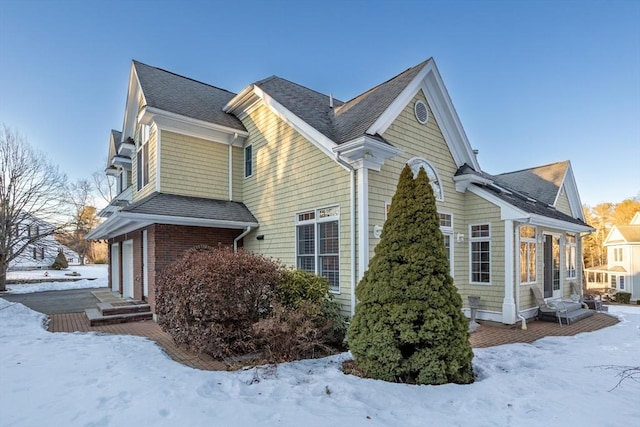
left=87, top=211, right=258, bottom=240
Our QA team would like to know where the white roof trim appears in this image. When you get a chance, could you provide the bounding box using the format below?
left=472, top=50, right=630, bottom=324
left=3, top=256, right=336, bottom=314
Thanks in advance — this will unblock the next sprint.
left=333, top=136, right=403, bottom=171
left=87, top=211, right=258, bottom=240
left=225, top=85, right=351, bottom=172
left=366, top=59, right=481, bottom=171
left=140, top=106, right=248, bottom=147
left=469, top=186, right=593, bottom=233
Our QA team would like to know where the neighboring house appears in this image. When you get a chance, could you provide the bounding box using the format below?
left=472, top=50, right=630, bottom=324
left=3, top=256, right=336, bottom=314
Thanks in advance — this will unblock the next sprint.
left=9, top=214, right=80, bottom=270
left=88, top=58, right=593, bottom=324
left=586, top=212, right=640, bottom=301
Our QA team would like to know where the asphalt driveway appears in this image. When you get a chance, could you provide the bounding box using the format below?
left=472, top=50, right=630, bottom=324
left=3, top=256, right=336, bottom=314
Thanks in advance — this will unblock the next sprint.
left=0, top=288, right=102, bottom=314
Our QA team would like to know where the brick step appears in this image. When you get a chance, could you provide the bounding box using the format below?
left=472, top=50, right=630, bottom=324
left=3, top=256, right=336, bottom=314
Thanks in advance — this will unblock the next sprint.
left=97, top=301, right=151, bottom=316
left=85, top=308, right=153, bottom=326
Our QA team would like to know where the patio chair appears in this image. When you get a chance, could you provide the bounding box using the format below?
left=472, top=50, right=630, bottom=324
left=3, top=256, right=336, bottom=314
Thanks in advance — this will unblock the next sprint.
left=531, top=286, right=568, bottom=327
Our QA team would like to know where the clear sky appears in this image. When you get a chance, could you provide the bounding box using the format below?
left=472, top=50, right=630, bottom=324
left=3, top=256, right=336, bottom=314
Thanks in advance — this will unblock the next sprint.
left=1, top=0, right=638, bottom=207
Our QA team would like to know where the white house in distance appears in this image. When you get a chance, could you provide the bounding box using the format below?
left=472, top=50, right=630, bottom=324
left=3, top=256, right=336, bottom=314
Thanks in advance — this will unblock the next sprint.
left=586, top=212, right=640, bottom=301
left=9, top=214, right=80, bottom=270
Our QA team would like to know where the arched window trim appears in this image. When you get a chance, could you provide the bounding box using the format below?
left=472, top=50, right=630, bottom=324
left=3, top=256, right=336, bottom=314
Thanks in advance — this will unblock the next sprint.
left=406, top=156, right=444, bottom=201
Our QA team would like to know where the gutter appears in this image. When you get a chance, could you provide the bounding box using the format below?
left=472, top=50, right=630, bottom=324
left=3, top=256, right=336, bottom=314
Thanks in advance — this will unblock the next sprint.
left=233, top=226, right=253, bottom=252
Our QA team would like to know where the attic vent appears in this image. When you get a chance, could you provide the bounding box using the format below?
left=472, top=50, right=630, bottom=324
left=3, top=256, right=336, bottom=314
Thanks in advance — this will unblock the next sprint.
left=414, top=100, right=429, bottom=124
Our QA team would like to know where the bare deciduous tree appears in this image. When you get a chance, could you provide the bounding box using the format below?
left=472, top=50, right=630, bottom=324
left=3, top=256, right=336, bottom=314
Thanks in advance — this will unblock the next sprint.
left=58, top=179, right=100, bottom=265
left=92, top=166, right=115, bottom=206
left=0, top=125, right=68, bottom=291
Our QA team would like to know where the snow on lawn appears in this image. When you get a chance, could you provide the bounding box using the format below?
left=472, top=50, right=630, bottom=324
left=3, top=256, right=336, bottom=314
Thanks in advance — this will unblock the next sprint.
left=5, top=264, right=108, bottom=293
left=0, top=302, right=638, bottom=427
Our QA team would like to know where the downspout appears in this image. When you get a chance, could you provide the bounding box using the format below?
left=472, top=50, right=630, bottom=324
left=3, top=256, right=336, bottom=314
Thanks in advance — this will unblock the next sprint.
left=514, top=222, right=527, bottom=330
left=335, top=154, right=357, bottom=316
left=233, top=226, right=252, bottom=253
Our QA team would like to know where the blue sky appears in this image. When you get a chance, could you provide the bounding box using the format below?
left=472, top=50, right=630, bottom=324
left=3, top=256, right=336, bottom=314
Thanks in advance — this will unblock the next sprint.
left=1, top=0, right=638, bottom=207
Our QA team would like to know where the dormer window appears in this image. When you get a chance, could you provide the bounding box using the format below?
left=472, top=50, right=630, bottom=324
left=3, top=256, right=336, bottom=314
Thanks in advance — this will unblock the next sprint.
left=407, top=157, right=443, bottom=201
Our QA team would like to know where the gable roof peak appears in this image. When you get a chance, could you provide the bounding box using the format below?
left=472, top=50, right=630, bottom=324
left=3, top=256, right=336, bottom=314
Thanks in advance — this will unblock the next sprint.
left=132, top=60, right=237, bottom=96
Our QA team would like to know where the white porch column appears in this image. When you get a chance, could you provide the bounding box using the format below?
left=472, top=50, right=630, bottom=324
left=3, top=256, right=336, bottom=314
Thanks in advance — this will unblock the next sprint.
left=357, top=166, right=369, bottom=282
left=502, top=219, right=517, bottom=324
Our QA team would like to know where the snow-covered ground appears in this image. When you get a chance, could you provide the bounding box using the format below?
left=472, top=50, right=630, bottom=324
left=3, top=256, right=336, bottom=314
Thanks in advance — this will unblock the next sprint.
left=0, top=289, right=638, bottom=426
left=5, top=264, right=108, bottom=293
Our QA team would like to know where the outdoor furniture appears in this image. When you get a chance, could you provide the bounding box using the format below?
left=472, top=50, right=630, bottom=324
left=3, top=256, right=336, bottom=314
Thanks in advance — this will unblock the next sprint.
left=531, top=286, right=568, bottom=327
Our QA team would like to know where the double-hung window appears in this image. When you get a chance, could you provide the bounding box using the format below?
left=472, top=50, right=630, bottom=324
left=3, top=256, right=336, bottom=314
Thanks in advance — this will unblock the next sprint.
left=565, top=234, right=577, bottom=279
left=520, top=226, right=536, bottom=284
left=470, top=223, right=491, bottom=284
left=296, top=206, right=340, bottom=292
left=137, top=124, right=150, bottom=190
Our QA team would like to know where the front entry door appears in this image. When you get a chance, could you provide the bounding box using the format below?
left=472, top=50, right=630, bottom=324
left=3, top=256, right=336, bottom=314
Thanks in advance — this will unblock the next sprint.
left=122, top=240, right=134, bottom=299
left=543, top=235, right=561, bottom=299
left=111, top=243, right=119, bottom=293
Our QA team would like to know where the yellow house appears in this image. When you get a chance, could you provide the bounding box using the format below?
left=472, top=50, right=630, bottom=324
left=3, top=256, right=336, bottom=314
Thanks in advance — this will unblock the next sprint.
left=88, top=58, right=594, bottom=325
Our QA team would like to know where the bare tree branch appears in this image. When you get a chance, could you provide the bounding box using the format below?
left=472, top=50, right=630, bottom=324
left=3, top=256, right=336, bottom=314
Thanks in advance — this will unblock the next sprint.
left=0, top=124, right=69, bottom=290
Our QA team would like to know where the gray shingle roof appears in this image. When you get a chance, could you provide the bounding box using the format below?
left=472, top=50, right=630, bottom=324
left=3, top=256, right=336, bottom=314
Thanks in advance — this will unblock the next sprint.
left=492, top=161, right=569, bottom=206
left=122, top=192, right=257, bottom=224
left=133, top=60, right=246, bottom=132
left=254, top=60, right=429, bottom=144
left=455, top=163, right=587, bottom=227
left=332, top=60, right=429, bottom=143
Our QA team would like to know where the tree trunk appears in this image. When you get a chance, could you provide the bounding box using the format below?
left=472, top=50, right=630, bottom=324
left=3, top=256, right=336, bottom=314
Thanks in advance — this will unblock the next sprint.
left=0, top=260, right=8, bottom=292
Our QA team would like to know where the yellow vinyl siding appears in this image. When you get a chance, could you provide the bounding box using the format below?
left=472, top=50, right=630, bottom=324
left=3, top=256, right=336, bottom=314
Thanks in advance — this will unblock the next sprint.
left=463, top=192, right=505, bottom=314
left=373, top=91, right=466, bottom=283
left=239, top=104, right=353, bottom=311
left=555, top=186, right=572, bottom=216
left=133, top=124, right=158, bottom=202
left=231, top=146, right=243, bottom=201
left=160, top=130, right=229, bottom=200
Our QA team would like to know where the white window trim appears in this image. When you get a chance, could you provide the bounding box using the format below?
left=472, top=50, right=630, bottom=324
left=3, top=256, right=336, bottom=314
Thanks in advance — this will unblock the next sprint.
left=565, top=233, right=577, bottom=279
left=244, top=144, right=253, bottom=178
left=136, top=124, right=150, bottom=190
left=439, top=211, right=454, bottom=277
left=406, top=156, right=444, bottom=202
left=469, top=223, right=491, bottom=285
left=295, top=205, right=341, bottom=293
left=520, top=225, right=537, bottom=285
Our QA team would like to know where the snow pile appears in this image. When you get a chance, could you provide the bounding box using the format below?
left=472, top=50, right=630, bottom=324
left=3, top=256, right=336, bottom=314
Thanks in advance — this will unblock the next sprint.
left=0, top=297, right=638, bottom=426
left=5, top=264, right=108, bottom=294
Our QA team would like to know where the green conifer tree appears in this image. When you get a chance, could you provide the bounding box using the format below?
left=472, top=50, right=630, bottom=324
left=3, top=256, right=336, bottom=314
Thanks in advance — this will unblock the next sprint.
left=348, top=165, right=474, bottom=384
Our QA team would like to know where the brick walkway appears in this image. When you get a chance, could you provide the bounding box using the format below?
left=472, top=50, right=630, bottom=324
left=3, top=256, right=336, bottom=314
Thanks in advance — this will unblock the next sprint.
left=49, top=311, right=619, bottom=371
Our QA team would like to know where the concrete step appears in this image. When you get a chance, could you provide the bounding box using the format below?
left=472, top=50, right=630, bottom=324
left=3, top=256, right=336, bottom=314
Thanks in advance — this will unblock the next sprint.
left=97, top=301, right=151, bottom=316
left=539, top=307, right=594, bottom=325
left=85, top=308, right=153, bottom=326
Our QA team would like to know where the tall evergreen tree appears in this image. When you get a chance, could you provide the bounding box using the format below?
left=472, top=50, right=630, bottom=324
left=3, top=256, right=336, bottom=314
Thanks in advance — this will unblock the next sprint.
left=348, top=165, right=474, bottom=385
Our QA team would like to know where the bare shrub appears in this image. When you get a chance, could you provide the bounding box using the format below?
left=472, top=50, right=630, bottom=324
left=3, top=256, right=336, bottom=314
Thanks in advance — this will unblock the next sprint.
left=156, top=246, right=283, bottom=358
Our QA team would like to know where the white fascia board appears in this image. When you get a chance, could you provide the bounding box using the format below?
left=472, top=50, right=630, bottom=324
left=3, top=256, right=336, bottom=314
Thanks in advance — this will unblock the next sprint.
left=223, top=85, right=259, bottom=120
left=527, top=213, right=594, bottom=233
left=468, top=186, right=528, bottom=221
left=140, top=106, right=248, bottom=146
left=249, top=86, right=350, bottom=172
left=117, top=212, right=258, bottom=229
left=87, top=211, right=258, bottom=240
left=366, top=59, right=481, bottom=171
left=452, top=174, right=493, bottom=192
left=560, top=162, right=587, bottom=222
left=122, top=63, right=143, bottom=142
left=333, top=136, right=403, bottom=171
